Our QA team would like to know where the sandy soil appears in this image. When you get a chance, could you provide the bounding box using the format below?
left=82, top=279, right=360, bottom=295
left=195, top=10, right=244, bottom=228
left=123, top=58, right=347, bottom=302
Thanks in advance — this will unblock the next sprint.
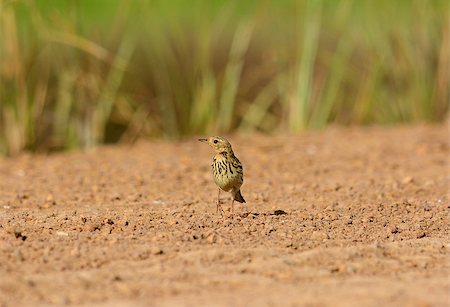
left=0, top=124, right=449, bottom=307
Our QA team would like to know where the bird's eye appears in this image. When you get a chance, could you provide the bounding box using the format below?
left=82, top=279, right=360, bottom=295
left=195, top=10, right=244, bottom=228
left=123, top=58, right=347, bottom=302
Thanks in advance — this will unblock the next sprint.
left=213, top=140, right=218, bottom=144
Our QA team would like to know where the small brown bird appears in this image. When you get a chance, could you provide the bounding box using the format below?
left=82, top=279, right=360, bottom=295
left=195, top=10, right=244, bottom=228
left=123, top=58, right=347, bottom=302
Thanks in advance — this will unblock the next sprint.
left=199, top=136, right=245, bottom=215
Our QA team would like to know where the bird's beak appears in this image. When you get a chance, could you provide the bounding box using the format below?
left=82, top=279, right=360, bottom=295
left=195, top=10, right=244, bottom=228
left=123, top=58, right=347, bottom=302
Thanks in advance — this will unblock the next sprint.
left=198, top=138, right=208, bottom=143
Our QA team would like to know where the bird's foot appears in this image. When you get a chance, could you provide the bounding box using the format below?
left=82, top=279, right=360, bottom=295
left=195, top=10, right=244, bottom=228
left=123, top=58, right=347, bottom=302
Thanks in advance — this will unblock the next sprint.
left=216, top=202, right=225, bottom=217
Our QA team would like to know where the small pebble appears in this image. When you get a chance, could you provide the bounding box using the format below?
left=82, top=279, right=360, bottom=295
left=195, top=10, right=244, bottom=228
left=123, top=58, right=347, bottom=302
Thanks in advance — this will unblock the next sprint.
left=150, top=246, right=164, bottom=255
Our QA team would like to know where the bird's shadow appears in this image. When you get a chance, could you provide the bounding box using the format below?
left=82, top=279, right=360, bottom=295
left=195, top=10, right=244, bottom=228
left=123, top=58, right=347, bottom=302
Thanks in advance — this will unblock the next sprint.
left=239, top=209, right=288, bottom=218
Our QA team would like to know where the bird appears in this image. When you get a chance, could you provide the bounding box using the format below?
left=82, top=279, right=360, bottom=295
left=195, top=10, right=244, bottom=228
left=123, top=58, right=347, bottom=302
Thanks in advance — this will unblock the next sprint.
left=198, top=136, right=245, bottom=215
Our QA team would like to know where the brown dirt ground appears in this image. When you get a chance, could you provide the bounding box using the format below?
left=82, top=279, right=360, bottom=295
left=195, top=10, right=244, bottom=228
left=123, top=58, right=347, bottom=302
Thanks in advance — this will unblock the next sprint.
left=0, top=124, right=449, bottom=307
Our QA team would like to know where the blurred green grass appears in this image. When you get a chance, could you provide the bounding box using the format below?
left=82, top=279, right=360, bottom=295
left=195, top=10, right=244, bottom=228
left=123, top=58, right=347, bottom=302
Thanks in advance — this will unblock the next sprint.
left=1, top=0, right=448, bottom=155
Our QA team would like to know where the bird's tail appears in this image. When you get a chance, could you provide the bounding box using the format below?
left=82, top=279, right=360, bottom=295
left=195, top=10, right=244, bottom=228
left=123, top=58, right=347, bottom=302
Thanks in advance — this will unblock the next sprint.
left=234, top=190, right=246, bottom=203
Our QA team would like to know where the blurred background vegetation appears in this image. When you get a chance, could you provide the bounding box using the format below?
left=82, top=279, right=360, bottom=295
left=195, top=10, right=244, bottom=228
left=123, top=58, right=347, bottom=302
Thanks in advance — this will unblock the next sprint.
left=1, top=0, right=448, bottom=155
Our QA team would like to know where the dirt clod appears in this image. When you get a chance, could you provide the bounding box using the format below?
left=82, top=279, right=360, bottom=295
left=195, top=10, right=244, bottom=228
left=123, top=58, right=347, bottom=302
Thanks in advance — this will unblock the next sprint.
left=150, top=246, right=164, bottom=255
left=273, top=209, right=288, bottom=215
left=416, top=231, right=427, bottom=239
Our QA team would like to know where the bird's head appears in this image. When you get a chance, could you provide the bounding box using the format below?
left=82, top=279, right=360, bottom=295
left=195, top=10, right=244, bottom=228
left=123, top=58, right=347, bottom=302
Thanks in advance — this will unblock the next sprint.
left=198, top=136, right=233, bottom=154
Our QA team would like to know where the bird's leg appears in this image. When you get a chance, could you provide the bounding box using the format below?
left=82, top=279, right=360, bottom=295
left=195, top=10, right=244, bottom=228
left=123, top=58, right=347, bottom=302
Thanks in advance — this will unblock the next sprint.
left=216, top=188, right=224, bottom=216
left=231, top=199, right=234, bottom=215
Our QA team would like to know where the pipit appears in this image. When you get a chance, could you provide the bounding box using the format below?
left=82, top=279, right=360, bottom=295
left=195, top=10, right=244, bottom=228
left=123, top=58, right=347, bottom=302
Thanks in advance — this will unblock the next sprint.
left=199, top=136, right=246, bottom=215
